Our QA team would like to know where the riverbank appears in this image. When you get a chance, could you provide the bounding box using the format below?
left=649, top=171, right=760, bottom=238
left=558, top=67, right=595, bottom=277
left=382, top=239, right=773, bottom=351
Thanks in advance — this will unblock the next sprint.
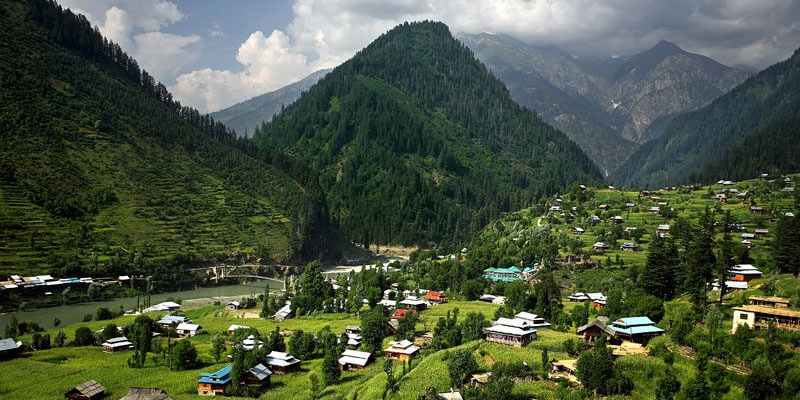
left=0, top=281, right=280, bottom=330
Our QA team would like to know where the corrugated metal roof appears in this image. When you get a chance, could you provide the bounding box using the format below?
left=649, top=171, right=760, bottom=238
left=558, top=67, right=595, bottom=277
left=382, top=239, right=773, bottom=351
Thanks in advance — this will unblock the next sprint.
left=248, top=363, right=272, bottom=380
left=0, top=338, right=19, bottom=351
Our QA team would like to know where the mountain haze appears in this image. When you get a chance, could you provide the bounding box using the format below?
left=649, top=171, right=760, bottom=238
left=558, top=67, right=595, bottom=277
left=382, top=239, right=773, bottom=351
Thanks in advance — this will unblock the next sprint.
left=254, top=21, right=601, bottom=247
left=458, top=33, right=749, bottom=175
left=614, top=47, right=800, bottom=187
left=210, top=68, right=331, bottom=137
left=0, top=0, right=344, bottom=276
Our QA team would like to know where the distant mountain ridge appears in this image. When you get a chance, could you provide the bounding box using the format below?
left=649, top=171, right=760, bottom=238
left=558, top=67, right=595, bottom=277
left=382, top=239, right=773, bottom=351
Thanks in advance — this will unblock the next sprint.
left=210, top=68, right=331, bottom=137
left=457, top=33, right=750, bottom=175
left=613, top=47, right=800, bottom=187
left=254, top=21, right=601, bottom=247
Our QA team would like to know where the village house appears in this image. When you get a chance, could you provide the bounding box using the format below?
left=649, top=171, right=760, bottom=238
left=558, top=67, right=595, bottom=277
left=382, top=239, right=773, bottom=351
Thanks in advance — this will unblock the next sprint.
left=377, top=299, right=397, bottom=309
left=265, top=351, right=301, bottom=374
left=729, top=264, right=763, bottom=281
left=711, top=280, right=748, bottom=291
left=748, top=296, right=791, bottom=309
left=648, top=206, right=660, bottom=214
left=197, top=365, right=232, bottom=396
left=241, top=363, right=272, bottom=390
left=749, top=206, right=764, bottom=215
left=119, top=387, right=173, bottom=400
left=227, top=324, right=249, bottom=336
left=102, top=336, right=133, bottom=353
left=272, top=301, right=292, bottom=321
left=657, top=224, right=670, bottom=235
left=754, top=228, right=769, bottom=238
left=384, top=339, right=421, bottom=362
left=576, top=320, right=616, bottom=344
left=0, top=338, right=21, bottom=360
left=591, top=215, right=601, bottom=224
left=550, top=360, right=580, bottom=385
left=391, top=309, right=416, bottom=320
left=626, top=202, right=636, bottom=208
left=571, top=227, right=584, bottom=234
left=424, top=291, right=448, bottom=304
left=226, top=301, right=240, bottom=310
left=339, top=349, right=372, bottom=371
left=612, top=216, right=624, bottom=224
left=64, top=380, right=105, bottom=400
left=436, top=391, right=464, bottom=400
left=515, top=311, right=551, bottom=328
left=483, top=317, right=538, bottom=347
left=741, top=232, right=755, bottom=240
left=483, top=266, right=527, bottom=282
left=144, top=301, right=181, bottom=313
left=176, top=322, right=203, bottom=337
left=398, top=298, right=428, bottom=311
left=157, top=315, right=190, bottom=329
left=619, top=242, right=638, bottom=252
left=598, top=204, right=609, bottom=210
left=732, top=305, right=800, bottom=333
left=241, top=335, right=264, bottom=351
left=742, top=239, right=754, bottom=249
left=567, top=292, right=606, bottom=304
left=592, top=242, right=609, bottom=251
left=549, top=205, right=562, bottom=212
left=609, top=317, right=664, bottom=345
left=715, top=193, right=727, bottom=202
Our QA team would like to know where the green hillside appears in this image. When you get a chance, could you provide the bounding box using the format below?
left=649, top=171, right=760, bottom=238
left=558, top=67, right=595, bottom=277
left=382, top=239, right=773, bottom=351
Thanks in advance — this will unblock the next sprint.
left=614, top=47, right=800, bottom=187
left=0, top=0, right=342, bottom=278
left=254, top=21, right=601, bottom=247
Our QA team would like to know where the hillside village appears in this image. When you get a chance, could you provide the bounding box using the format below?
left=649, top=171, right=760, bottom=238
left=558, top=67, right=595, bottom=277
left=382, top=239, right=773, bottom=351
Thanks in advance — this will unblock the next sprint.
left=2, top=175, right=799, bottom=399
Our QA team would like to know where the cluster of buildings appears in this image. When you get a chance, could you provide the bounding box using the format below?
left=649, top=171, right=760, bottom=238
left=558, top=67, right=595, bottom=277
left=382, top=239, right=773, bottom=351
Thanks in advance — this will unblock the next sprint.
left=732, top=296, right=800, bottom=333
left=65, top=380, right=173, bottom=400
left=567, top=292, right=607, bottom=308
left=482, top=266, right=536, bottom=282
left=483, top=312, right=551, bottom=347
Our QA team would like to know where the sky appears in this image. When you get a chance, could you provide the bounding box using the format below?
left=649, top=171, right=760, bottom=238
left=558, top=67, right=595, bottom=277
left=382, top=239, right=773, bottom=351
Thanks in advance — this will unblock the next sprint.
left=58, top=0, right=800, bottom=113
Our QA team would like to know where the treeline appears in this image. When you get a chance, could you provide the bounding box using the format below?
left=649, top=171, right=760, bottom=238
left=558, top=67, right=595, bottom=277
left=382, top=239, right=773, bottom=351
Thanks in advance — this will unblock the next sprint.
left=254, top=21, right=599, bottom=248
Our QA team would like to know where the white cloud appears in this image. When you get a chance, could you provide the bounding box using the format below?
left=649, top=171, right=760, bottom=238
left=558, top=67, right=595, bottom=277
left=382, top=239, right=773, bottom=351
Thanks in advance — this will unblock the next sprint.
left=173, top=0, right=800, bottom=112
left=60, top=0, right=198, bottom=83
left=209, top=21, right=225, bottom=38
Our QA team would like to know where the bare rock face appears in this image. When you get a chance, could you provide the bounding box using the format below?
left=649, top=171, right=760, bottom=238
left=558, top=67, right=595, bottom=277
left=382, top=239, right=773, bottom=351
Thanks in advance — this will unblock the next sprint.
left=458, top=34, right=749, bottom=176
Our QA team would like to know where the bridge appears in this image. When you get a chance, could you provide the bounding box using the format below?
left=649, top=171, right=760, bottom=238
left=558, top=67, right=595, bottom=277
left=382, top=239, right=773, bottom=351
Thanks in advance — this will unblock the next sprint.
left=190, top=264, right=288, bottom=290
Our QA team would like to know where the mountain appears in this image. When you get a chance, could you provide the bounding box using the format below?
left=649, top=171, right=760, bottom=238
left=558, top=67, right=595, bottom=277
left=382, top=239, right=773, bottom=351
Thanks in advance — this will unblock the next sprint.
left=253, top=21, right=601, bottom=247
left=613, top=47, right=800, bottom=187
left=457, top=33, right=749, bottom=175
left=210, top=68, right=331, bottom=137
left=0, top=0, right=346, bottom=277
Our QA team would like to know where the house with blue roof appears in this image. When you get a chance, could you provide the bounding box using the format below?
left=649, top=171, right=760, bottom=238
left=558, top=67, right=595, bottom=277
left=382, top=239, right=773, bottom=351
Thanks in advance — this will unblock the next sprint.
left=609, top=317, right=664, bottom=345
left=198, top=364, right=232, bottom=396
left=482, top=266, right=528, bottom=282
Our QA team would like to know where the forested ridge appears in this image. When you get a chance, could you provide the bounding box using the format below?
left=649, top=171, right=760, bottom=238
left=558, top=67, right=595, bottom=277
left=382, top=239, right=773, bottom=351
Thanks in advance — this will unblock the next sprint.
left=254, top=21, right=601, bottom=248
left=613, top=47, right=800, bottom=188
left=0, top=0, right=345, bottom=278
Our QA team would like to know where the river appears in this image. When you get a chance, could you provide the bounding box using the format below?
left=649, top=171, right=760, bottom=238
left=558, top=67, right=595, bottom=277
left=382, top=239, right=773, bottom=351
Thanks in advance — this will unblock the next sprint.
left=0, top=281, right=282, bottom=330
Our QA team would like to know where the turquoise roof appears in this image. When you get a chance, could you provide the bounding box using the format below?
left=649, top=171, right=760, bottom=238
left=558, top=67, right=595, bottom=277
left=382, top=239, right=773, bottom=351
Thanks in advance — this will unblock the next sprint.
left=198, top=364, right=232, bottom=385
left=611, top=324, right=665, bottom=335
left=484, top=267, right=497, bottom=273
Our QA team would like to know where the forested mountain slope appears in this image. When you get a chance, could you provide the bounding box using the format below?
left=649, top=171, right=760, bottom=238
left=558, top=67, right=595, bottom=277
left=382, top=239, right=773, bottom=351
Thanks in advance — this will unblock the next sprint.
left=614, top=47, right=800, bottom=187
left=0, top=0, right=344, bottom=277
left=254, top=21, right=601, bottom=247
left=210, top=68, right=331, bottom=137
left=458, top=34, right=749, bottom=175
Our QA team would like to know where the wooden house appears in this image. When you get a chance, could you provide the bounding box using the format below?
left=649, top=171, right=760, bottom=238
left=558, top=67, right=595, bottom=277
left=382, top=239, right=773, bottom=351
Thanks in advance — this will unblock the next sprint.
left=591, top=215, right=601, bottom=224
left=265, top=351, right=301, bottom=374
left=424, top=291, right=448, bottom=304
left=227, top=324, right=250, bottom=336
left=571, top=227, right=584, bottom=234
left=157, top=315, right=190, bottom=329
left=749, top=206, right=764, bottom=215
left=345, top=325, right=361, bottom=335
left=576, top=320, right=616, bottom=344
left=65, top=380, right=105, bottom=400
left=742, top=239, right=754, bottom=249
left=197, top=365, right=232, bottom=396
left=598, top=204, right=609, bottom=210
left=612, top=216, right=624, bottom=224
left=648, top=206, right=660, bottom=214
left=241, top=363, right=272, bottom=389
left=609, top=317, right=664, bottom=345
left=119, top=388, right=173, bottom=400
left=657, top=224, right=670, bottom=235
left=398, top=298, right=428, bottom=311
left=619, top=242, right=638, bottom=252
left=102, top=336, right=133, bottom=353
left=732, top=305, right=800, bottom=333
left=748, top=296, right=791, bottom=309
left=384, top=339, right=420, bottom=362
left=754, top=228, right=769, bottom=238
left=338, top=349, right=372, bottom=371
left=592, top=242, right=609, bottom=251
left=226, top=301, right=240, bottom=310
left=715, top=194, right=727, bottom=202
left=483, top=317, right=537, bottom=347
left=729, top=264, right=763, bottom=282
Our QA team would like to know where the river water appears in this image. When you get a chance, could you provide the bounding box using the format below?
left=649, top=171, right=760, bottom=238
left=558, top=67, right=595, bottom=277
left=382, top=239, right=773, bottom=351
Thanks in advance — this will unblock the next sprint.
left=0, top=281, right=282, bottom=330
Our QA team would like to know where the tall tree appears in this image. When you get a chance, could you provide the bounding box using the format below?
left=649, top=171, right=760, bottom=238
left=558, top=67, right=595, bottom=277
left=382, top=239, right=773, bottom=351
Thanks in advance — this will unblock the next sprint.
left=127, top=315, right=153, bottom=368
left=640, top=234, right=679, bottom=299
left=686, top=208, right=716, bottom=312
left=291, top=261, right=334, bottom=315
left=360, top=308, right=387, bottom=354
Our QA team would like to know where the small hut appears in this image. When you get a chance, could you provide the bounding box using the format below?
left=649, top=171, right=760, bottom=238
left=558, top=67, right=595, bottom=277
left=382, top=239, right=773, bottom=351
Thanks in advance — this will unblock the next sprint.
left=64, top=380, right=105, bottom=400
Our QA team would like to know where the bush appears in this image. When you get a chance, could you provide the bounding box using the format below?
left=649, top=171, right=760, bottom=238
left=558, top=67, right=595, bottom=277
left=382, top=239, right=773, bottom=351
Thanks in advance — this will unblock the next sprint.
left=169, top=340, right=198, bottom=370
left=73, top=327, right=95, bottom=346
left=95, top=307, right=113, bottom=321
left=82, top=314, right=93, bottom=322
